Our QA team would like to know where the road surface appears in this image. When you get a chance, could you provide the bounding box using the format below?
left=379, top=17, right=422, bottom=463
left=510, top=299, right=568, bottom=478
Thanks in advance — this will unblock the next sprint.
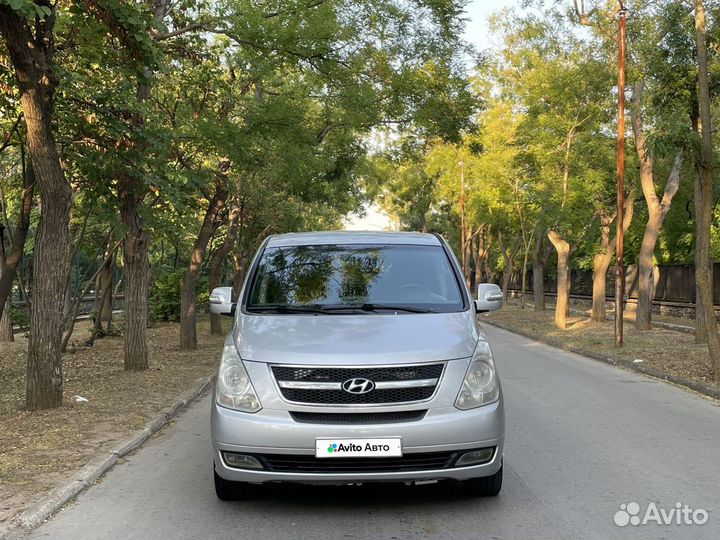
left=20, top=325, right=720, bottom=539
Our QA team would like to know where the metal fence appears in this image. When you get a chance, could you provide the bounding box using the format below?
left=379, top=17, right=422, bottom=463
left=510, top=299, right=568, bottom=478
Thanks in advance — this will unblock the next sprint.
left=508, top=263, right=717, bottom=305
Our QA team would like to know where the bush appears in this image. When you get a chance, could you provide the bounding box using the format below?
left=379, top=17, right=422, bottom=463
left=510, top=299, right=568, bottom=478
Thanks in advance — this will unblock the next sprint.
left=10, top=303, right=29, bottom=331
left=149, top=269, right=210, bottom=322
left=149, top=269, right=184, bottom=322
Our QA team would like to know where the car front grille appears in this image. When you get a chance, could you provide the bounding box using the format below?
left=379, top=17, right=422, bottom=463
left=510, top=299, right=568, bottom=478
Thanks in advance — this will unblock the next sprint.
left=256, top=450, right=460, bottom=473
left=271, top=364, right=444, bottom=405
left=289, top=410, right=427, bottom=424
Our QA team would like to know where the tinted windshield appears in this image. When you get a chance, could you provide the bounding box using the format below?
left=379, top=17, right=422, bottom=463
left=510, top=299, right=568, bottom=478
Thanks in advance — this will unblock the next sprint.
left=246, top=244, right=465, bottom=313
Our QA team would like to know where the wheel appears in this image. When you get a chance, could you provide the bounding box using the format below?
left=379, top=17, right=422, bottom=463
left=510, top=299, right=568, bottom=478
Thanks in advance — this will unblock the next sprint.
left=462, top=465, right=503, bottom=497
left=213, top=464, right=258, bottom=500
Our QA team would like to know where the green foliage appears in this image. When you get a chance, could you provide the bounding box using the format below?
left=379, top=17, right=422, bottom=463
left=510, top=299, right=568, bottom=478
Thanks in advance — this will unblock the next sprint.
left=148, top=269, right=183, bottom=322
left=0, top=0, right=51, bottom=19
left=147, top=270, right=209, bottom=323
left=9, top=303, right=29, bottom=331
left=23, top=0, right=714, bottom=343
left=374, top=0, right=720, bottom=292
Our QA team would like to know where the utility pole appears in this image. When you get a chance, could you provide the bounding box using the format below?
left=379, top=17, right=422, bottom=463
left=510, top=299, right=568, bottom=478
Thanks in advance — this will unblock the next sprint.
left=458, top=160, right=466, bottom=276
left=615, top=2, right=627, bottom=348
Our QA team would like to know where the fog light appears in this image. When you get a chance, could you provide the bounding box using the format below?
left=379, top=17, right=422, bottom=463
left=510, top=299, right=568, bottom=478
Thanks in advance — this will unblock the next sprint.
left=455, top=447, right=495, bottom=467
left=222, top=452, right=263, bottom=470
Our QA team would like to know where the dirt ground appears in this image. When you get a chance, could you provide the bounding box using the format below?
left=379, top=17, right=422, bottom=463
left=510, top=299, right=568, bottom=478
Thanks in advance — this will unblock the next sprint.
left=0, top=317, right=225, bottom=527
left=483, top=304, right=718, bottom=388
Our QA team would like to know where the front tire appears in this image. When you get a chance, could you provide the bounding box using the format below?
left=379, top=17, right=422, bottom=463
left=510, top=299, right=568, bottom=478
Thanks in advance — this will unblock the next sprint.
left=462, top=465, right=502, bottom=497
left=213, top=464, right=258, bottom=501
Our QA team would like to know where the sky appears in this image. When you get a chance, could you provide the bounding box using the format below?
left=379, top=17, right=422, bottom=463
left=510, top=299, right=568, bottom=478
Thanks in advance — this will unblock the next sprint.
left=343, top=0, right=518, bottom=231
left=463, top=0, right=518, bottom=51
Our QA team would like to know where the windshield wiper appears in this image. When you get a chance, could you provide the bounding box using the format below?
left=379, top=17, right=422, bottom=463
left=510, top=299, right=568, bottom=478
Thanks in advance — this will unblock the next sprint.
left=320, top=303, right=437, bottom=314
left=247, top=303, right=437, bottom=314
left=246, top=304, right=336, bottom=314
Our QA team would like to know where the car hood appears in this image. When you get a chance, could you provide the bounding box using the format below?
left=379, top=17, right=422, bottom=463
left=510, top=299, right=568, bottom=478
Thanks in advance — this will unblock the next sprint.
left=233, top=311, right=479, bottom=365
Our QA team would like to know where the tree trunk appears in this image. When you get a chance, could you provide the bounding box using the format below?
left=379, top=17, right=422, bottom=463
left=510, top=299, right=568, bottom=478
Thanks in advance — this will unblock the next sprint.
left=25, top=140, right=72, bottom=409
left=691, top=113, right=707, bottom=343
left=62, top=278, right=73, bottom=333
left=209, top=203, right=241, bottom=336
left=1, top=7, right=74, bottom=410
left=86, top=237, right=116, bottom=346
left=548, top=230, right=571, bottom=329
left=120, top=184, right=151, bottom=371
left=520, top=245, right=530, bottom=309
left=498, top=232, right=520, bottom=305
left=477, top=227, right=492, bottom=284
left=87, top=282, right=112, bottom=347
left=0, top=298, right=13, bottom=342
left=462, top=227, right=472, bottom=289
left=469, top=233, right=478, bottom=291
left=0, top=156, right=35, bottom=310
left=419, top=212, right=428, bottom=233
left=232, top=251, right=249, bottom=298
left=180, top=180, right=228, bottom=350
left=693, top=0, right=720, bottom=382
left=111, top=277, right=123, bottom=323
left=592, top=216, right=614, bottom=323
left=114, top=0, right=171, bottom=369
left=472, top=225, right=485, bottom=284
left=62, top=239, right=120, bottom=352
left=532, top=234, right=547, bottom=312
left=117, top=25, right=159, bottom=369
left=695, top=172, right=708, bottom=343
left=592, top=197, right=635, bottom=324
left=501, top=268, right=512, bottom=305
left=98, top=252, right=114, bottom=328
left=631, top=82, right=683, bottom=331
left=591, top=255, right=612, bottom=323
left=636, top=211, right=662, bottom=330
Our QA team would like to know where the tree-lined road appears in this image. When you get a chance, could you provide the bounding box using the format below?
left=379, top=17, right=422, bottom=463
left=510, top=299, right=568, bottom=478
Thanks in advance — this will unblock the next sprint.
left=21, top=325, right=720, bottom=540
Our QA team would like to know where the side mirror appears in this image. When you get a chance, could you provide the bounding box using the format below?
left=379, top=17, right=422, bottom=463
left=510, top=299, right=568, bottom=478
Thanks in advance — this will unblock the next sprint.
left=475, top=283, right=503, bottom=313
left=209, top=286, right=236, bottom=317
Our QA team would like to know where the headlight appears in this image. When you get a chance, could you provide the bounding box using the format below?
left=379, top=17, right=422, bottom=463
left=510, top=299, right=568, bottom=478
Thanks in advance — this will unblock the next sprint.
left=455, top=341, right=499, bottom=410
left=216, top=343, right=262, bottom=412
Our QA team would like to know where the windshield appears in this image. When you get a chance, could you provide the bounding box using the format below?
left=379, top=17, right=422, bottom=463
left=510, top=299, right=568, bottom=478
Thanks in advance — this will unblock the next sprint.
left=245, top=244, right=465, bottom=313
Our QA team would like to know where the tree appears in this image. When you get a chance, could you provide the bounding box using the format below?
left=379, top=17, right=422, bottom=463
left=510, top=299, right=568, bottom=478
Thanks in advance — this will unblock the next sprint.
left=376, top=150, right=439, bottom=234
left=0, top=118, right=35, bottom=328
left=208, top=201, right=241, bottom=336
left=0, top=2, right=74, bottom=409
left=692, top=0, right=720, bottom=382
left=531, top=233, right=553, bottom=312
left=590, top=195, right=634, bottom=323
left=630, top=82, right=683, bottom=331
left=490, top=7, right=612, bottom=329
left=180, top=175, right=228, bottom=350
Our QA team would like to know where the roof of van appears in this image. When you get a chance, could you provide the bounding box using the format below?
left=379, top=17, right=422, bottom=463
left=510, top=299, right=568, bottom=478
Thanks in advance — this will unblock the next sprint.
left=265, top=231, right=442, bottom=247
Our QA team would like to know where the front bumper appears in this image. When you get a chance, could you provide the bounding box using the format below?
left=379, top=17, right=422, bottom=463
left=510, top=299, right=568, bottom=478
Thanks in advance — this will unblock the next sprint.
left=211, top=398, right=504, bottom=484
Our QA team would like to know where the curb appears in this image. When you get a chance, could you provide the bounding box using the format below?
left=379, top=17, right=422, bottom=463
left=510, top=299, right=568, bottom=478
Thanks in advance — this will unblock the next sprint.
left=1, top=374, right=215, bottom=539
left=483, top=319, right=720, bottom=401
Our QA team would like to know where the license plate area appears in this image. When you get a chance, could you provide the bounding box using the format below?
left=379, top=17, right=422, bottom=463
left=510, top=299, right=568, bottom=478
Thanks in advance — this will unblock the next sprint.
left=316, top=438, right=402, bottom=458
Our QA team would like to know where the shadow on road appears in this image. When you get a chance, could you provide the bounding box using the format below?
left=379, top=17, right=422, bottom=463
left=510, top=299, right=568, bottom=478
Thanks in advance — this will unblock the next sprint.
left=228, top=480, right=499, bottom=510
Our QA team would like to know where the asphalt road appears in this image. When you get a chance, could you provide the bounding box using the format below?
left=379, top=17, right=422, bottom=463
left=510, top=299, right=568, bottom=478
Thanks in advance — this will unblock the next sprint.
left=20, top=325, right=720, bottom=540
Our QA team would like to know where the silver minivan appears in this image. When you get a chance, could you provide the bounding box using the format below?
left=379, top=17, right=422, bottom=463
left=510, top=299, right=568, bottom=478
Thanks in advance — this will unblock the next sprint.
left=209, top=231, right=504, bottom=500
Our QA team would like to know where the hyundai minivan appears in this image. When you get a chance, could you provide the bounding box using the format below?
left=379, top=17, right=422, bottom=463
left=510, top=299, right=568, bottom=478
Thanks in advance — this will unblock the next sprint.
left=209, top=231, right=504, bottom=500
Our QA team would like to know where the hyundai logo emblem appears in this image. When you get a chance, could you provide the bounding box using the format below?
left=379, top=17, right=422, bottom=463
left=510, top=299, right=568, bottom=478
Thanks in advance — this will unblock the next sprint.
left=341, top=378, right=375, bottom=394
